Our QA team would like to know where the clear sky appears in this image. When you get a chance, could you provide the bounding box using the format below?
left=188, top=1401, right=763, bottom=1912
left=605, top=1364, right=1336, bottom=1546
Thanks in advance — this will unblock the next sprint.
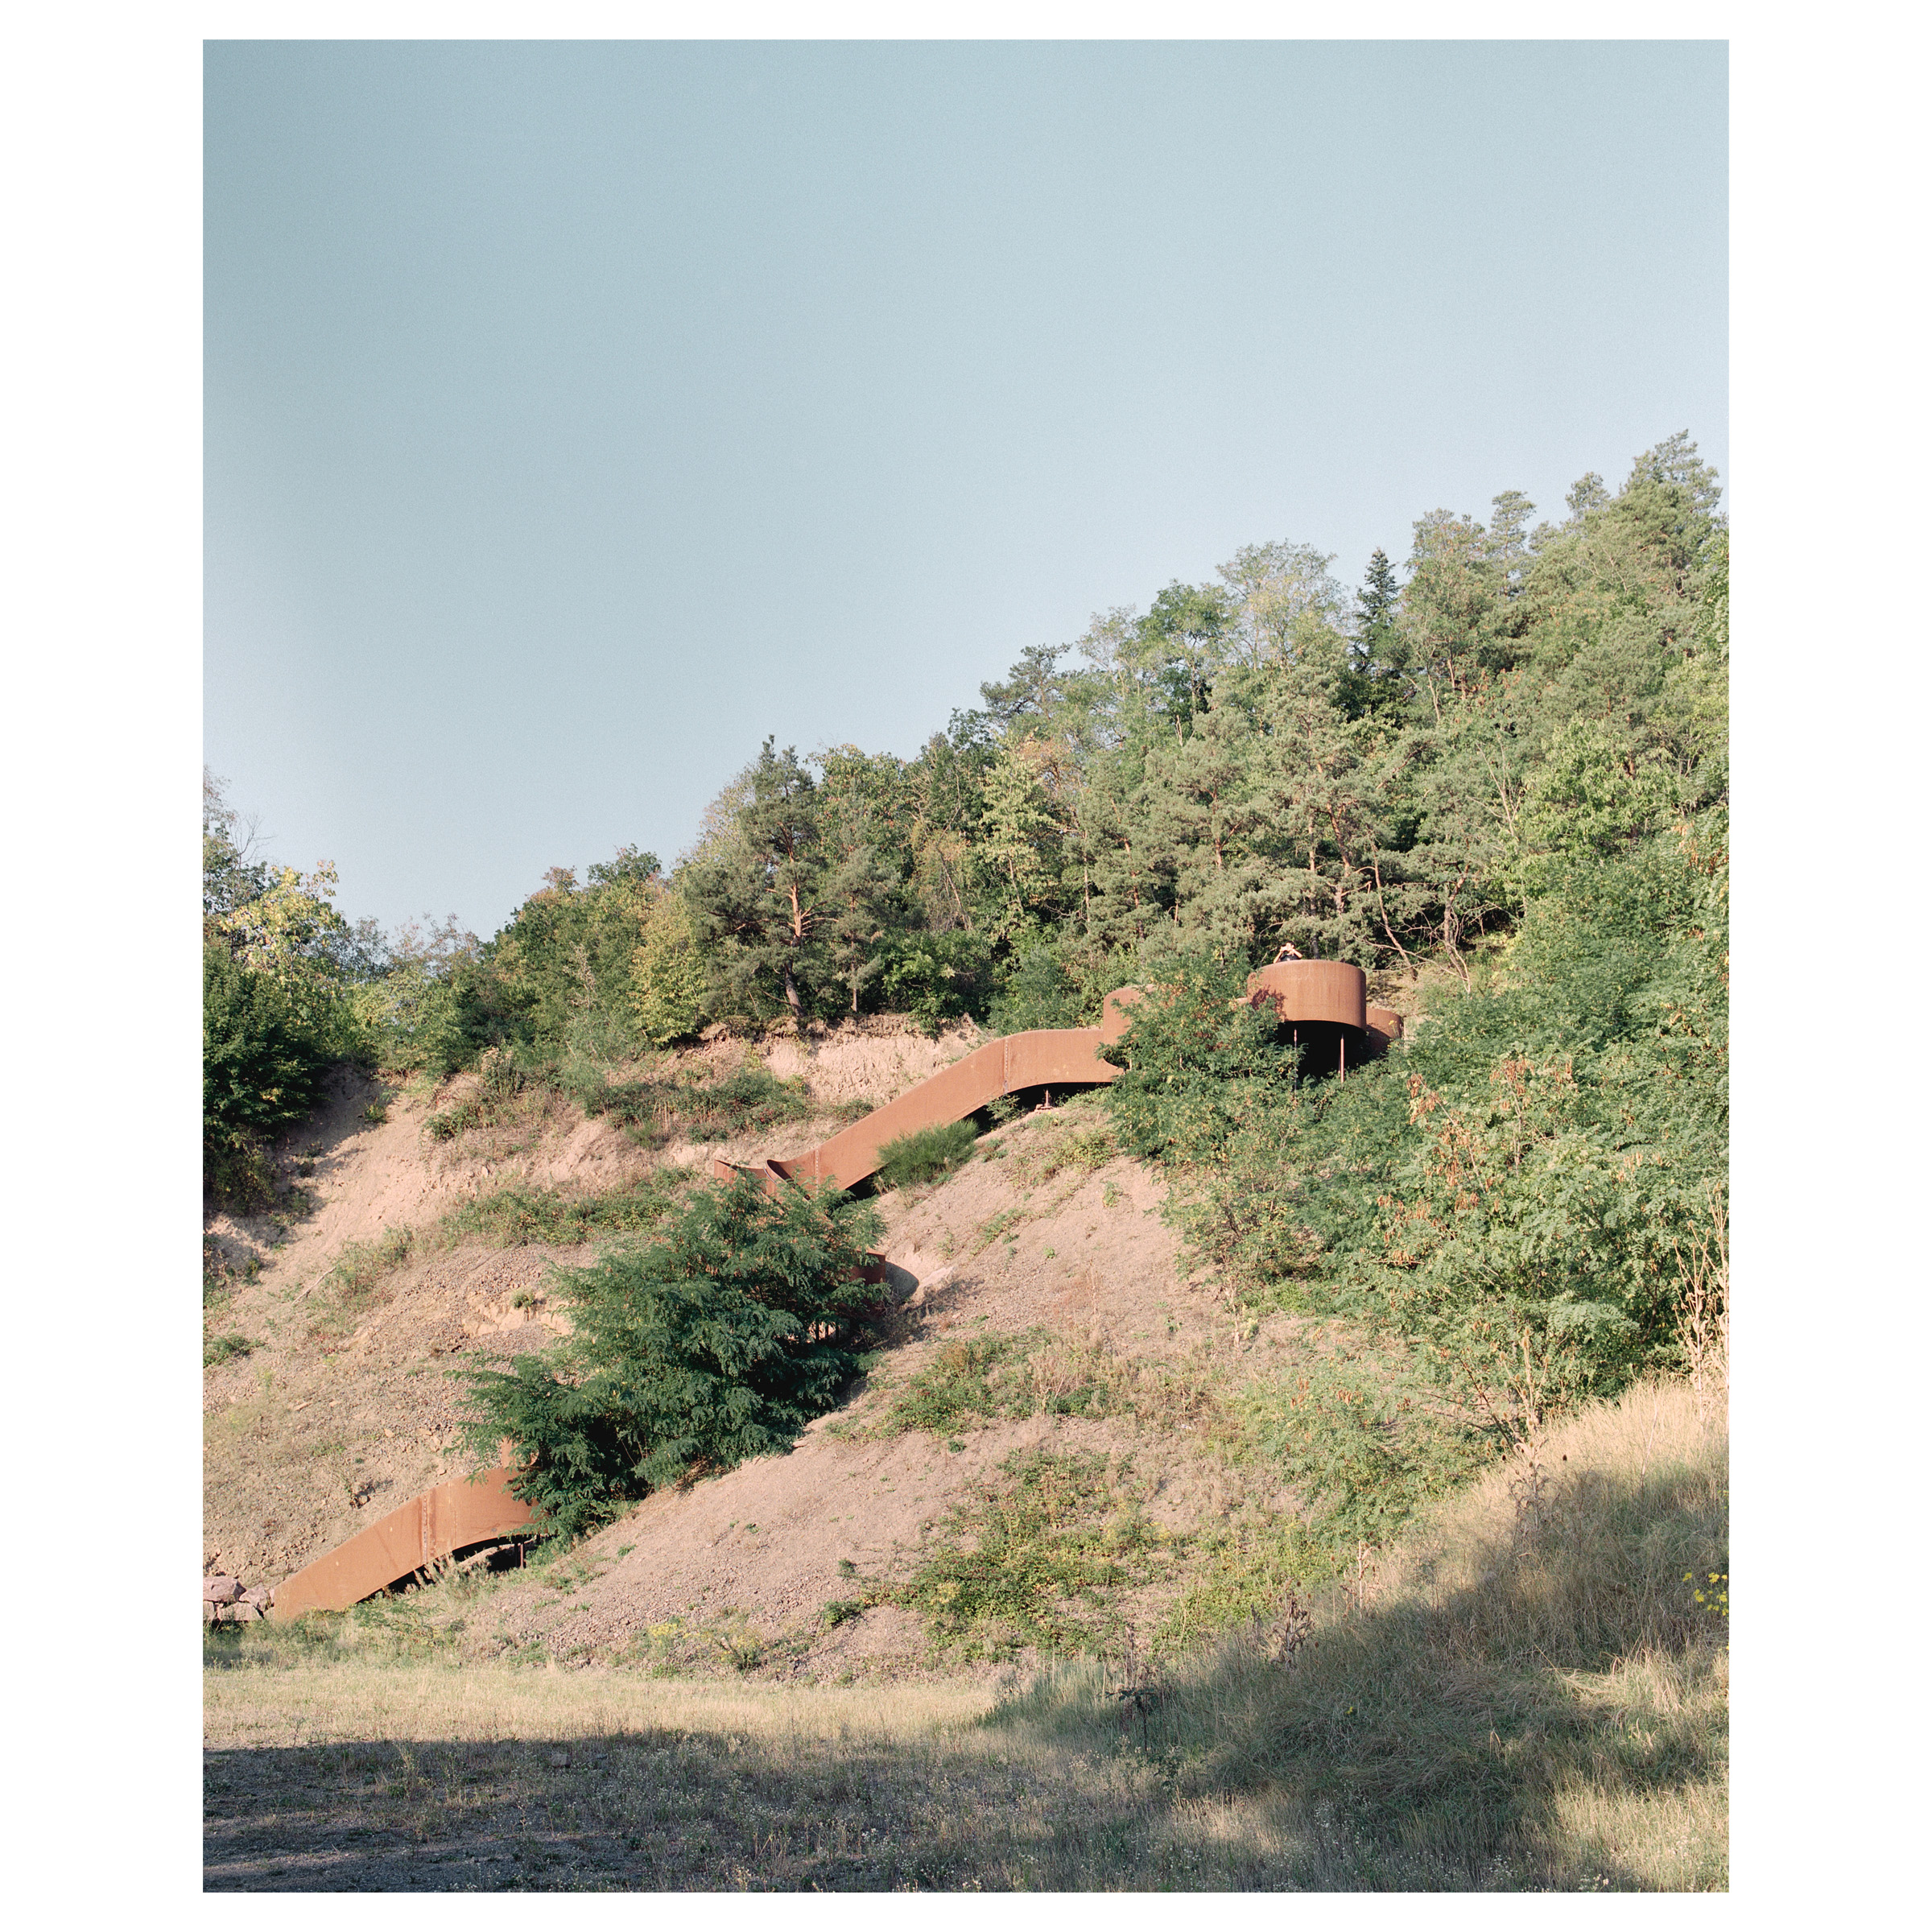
left=205, top=39, right=1728, bottom=940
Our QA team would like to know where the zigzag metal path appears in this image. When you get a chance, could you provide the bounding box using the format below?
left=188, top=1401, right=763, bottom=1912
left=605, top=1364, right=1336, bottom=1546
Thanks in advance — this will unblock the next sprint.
left=265, top=1001, right=1146, bottom=1617
left=262, top=964, right=1400, bottom=1616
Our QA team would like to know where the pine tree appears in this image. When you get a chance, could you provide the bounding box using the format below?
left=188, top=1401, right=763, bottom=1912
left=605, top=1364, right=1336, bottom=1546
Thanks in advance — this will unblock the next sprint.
left=822, top=843, right=900, bottom=1013
left=1349, top=547, right=1408, bottom=716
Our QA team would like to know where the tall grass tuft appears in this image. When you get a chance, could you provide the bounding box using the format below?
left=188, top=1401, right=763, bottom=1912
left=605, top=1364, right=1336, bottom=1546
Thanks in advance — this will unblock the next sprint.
left=874, top=1120, right=977, bottom=1190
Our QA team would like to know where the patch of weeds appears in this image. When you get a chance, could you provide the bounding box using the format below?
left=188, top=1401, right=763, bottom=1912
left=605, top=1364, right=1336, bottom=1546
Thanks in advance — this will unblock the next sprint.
left=218, top=1590, right=470, bottom=1667
left=1010, top=1117, right=1117, bottom=1190
left=204, top=1332, right=257, bottom=1368
left=338, top=1591, right=467, bottom=1661
left=328, top=1226, right=413, bottom=1307
left=617, top=1609, right=786, bottom=1676
left=1227, top=1346, right=1493, bottom=1573
left=875, top=1119, right=978, bottom=1190
left=579, top=1059, right=814, bottom=1146
left=890, top=1447, right=1182, bottom=1658
left=862, top=1328, right=1208, bottom=1442
left=1101, top=1181, right=1123, bottom=1208
left=424, top=1046, right=540, bottom=1143
left=308, top=1226, right=415, bottom=1344
left=203, top=1609, right=348, bottom=1670
left=974, top=1206, right=1027, bottom=1254
left=875, top=1334, right=1018, bottom=1434
left=425, top=1099, right=481, bottom=1142
left=819, top=1598, right=866, bottom=1630
left=436, top=1173, right=688, bottom=1249
left=1154, top=1514, right=1316, bottom=1657
left=987, top=1094, right=1020, bottom=1126
left=361, top=1098, right=390, bottom=1125
left=203, top=1239, right=235, bottom=1310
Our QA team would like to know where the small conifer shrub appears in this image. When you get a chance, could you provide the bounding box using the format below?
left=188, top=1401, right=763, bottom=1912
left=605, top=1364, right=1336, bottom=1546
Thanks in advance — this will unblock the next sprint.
left=459, top=1174, right=883, bottom=1539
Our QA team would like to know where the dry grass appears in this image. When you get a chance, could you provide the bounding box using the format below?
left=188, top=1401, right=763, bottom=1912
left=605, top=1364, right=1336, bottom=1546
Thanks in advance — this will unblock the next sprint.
left=1000, top=1375, right=1730, bottom=1889
left=205, top=1378, right=1724, bottom=1890
left=204, top=1665, right=993, bottom=1752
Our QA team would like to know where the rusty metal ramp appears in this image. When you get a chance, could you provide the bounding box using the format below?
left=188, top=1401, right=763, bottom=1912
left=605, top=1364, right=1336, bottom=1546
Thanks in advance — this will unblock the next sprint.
left=270, top=1466, right=535, bottom=1619
left=719, top=989, right=1145, bottom=1195
left=269, top=993, right=1151, bottom=1613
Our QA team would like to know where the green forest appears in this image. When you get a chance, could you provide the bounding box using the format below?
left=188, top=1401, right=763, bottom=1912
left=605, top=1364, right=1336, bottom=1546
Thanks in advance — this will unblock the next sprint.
left=205, top=430, right=1727, bottom=1546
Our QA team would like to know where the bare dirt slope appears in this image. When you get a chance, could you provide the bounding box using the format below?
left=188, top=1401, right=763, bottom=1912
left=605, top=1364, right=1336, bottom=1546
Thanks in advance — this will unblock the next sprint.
left=203, top=1019, right=988, bottom=1585
left=205, top=1021, right=1303, bottom=1678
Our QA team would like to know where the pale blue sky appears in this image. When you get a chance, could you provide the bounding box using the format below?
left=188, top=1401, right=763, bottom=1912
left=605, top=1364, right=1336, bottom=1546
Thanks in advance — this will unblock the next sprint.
left=205, top=39, right=1727, bottom=939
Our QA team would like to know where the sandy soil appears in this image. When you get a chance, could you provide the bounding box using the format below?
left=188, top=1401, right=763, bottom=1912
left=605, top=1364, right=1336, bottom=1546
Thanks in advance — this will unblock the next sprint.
left=477, top=1108, right=1290, bottom=1676
left=204, top=1026, right=1294, bottom=1674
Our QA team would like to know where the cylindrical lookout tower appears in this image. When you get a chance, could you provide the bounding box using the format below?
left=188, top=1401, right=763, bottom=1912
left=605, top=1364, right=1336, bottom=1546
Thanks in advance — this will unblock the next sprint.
left=1242, top=960, right=1402, bottom=1076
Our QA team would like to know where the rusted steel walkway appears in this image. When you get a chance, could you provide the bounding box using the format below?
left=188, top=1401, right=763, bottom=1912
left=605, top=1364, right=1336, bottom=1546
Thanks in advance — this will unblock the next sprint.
left=266, top=965, right=1403, bottom=1616
left=720, top=965, right=1401, bottom=1191
left=270, top=1465, right=535, bottom=1620
left=714, top=988, right=1146, bottom=1195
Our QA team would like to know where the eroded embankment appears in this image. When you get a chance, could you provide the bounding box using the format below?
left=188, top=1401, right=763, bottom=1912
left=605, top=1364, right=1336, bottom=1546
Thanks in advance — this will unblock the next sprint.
left=204, top=1020, right=1312, bottom=1678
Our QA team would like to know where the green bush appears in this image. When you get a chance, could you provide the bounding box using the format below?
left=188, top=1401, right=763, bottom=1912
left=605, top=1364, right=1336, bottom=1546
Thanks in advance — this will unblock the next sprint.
left=458, top=1175, right=885, bottom=1540
left=986, top=940, right=1089, bottom=1034
left=417, top=964, right=514, bottom=1077
left=203, top=943, right=334, bottom=1202
left=881, top=931, right=994, bottom=1032
left=1100, top=948, right=1298, bottom=1165
left=873, top=1118, right=978, bottom=1190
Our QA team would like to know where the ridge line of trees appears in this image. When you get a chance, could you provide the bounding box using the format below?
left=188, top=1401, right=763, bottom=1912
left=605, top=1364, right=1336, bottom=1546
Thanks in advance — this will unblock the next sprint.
left=207, top=429, right=1726, bottom=1195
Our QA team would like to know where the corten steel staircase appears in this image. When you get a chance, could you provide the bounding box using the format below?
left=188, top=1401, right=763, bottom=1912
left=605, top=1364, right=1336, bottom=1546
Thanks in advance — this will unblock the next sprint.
left=264, top=964, right=1402, bottom=1616
left=712, top=986, right=1147, bottom=1194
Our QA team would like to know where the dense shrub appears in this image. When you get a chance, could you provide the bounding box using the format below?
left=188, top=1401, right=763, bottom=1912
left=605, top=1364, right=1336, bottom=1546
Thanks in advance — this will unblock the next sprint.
left=1100, top=948, right=1298, bottom=1165
left=202, top=943, right=333, bottom=1200
left=985, top=939, right=1090, bottom=1034
left=458, top=1176, right=885, bottom=1539
left=881, top=931, right=994, bottom=1032
left=1106, top=815, right=1728, bottom=1499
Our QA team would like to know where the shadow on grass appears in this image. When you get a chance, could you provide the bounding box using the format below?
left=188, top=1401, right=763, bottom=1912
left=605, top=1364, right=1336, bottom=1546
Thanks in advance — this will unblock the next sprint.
left=993, top=1432, right=1730, bottom=1892
left=204, top=1726, right=1174, bottom=1892
left=204, top=1402, right=1727, bottom=1892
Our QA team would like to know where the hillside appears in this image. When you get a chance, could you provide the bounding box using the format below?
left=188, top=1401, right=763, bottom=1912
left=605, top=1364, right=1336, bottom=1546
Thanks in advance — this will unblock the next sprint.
left=203, top=436, right=1728, bottom=1886
left=203, top=1013, right=1295, bottom=1681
